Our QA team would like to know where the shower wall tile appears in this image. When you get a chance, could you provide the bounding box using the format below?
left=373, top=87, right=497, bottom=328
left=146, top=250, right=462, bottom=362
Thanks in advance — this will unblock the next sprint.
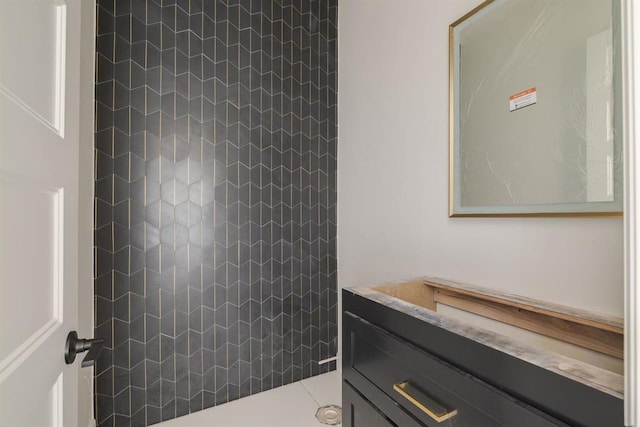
left=94, top=0, right=337, bottom=426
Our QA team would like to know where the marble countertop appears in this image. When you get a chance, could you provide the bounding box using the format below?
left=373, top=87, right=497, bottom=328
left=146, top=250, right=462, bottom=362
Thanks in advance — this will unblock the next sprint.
left=347, top=286, right=624, bottom=399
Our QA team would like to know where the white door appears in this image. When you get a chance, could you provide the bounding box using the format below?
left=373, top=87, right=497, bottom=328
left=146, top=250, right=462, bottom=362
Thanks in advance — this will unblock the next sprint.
left=0, top=1, right=90, bottom=426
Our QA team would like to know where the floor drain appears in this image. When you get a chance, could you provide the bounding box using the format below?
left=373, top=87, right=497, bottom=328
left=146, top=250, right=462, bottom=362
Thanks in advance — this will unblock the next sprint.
left=316, top=405, right=342, bottom=425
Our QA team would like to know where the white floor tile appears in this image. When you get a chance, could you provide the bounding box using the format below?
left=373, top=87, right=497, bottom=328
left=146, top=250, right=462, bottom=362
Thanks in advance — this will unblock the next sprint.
left=300, top=371, right=342, bottom=406
left=158, top=372, right=342, bottom=427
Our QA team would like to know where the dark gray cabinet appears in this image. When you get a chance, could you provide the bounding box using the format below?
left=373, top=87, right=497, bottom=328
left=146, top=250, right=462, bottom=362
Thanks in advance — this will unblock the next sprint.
left=343, top=383, right=397, bottom=427
left=342, top=289, right=624, bottom=427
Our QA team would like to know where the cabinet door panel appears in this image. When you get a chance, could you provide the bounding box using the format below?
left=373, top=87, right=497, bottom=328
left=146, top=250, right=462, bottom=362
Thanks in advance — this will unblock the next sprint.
left=343, top=382, right=397, bottom=427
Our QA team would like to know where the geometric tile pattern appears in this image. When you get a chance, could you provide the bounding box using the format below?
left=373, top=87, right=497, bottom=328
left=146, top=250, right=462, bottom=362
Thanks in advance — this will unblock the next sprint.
left=93, top=1, right=338, bottom=426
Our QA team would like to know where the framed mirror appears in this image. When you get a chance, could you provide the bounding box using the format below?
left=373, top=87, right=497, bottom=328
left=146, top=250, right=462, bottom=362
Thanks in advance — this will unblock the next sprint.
left=449, top=0, right=623, bottom=216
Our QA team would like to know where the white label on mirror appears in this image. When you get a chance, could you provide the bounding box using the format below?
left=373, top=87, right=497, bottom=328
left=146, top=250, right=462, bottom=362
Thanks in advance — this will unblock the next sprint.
left=509, top=87, right=537, bottom=112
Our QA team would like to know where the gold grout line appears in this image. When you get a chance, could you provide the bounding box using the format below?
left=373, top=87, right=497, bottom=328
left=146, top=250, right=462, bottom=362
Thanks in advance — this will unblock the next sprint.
left=269, top=0, right=276, bottom=378
left=211, top=0, right=218, bottom=397
left=225, top=11, right=230, bottom=397
left=173, top=260, right=176, bottom=384
left=259, top=0, right=265, bottom=386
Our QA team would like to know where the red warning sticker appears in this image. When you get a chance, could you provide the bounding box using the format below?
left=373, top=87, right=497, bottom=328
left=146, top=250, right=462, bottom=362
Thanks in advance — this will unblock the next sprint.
left=509, top=87, right=537, bottom=112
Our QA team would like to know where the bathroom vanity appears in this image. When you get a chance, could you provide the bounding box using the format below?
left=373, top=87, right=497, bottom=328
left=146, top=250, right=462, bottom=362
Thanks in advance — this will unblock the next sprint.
left=342, top=279, right=624, bottom=426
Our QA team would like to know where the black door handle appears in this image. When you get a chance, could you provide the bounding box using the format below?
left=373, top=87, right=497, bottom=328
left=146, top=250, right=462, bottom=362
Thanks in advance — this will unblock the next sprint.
left=64, top=331, right=104, bottom=368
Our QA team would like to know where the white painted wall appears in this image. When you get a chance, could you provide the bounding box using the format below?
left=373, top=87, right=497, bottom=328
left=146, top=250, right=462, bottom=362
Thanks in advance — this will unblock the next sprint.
left=337, top=0, right=623, bottom=324
left=78, top=1, right=96, bottom=426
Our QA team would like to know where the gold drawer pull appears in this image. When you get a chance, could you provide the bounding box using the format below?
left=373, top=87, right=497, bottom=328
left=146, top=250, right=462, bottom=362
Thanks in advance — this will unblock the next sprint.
left=393, top=381, right=458, bottom=423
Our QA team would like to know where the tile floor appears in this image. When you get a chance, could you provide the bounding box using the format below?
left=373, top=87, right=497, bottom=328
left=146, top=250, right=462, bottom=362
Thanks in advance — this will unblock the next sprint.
left=159, top=371, right=342, bottom=427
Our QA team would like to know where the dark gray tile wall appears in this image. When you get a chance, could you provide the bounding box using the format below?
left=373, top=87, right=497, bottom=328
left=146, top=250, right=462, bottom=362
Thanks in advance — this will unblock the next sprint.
left=93, top=1, right=337, bottom=425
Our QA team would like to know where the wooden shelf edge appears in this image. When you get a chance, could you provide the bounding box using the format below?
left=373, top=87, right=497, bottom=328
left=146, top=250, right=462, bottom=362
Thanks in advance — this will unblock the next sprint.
left=423, top=278, right=623, bottom=333
left=422, top=278, right=623, bottom=359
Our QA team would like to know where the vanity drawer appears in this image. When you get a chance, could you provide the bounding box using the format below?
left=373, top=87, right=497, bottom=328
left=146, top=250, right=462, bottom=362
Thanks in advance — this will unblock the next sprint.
left=344, top=312, right=568, bottom=427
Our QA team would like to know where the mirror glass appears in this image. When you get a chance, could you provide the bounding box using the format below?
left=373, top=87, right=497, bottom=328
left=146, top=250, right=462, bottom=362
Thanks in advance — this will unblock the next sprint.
left=450, top=0, right=622, bottom=216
